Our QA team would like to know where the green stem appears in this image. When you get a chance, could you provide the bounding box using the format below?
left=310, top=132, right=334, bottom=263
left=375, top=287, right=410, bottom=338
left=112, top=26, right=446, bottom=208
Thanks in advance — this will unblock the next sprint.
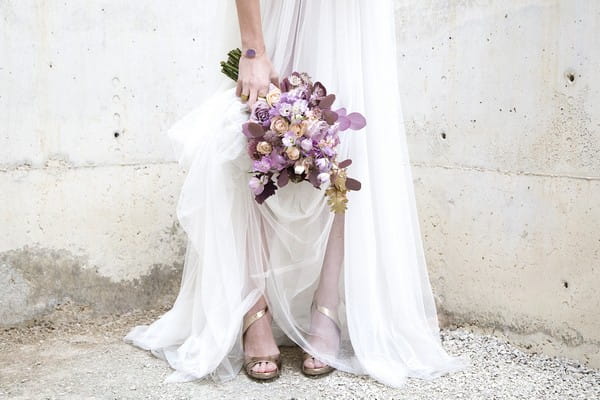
left=220, top=48, right=242, bottom=82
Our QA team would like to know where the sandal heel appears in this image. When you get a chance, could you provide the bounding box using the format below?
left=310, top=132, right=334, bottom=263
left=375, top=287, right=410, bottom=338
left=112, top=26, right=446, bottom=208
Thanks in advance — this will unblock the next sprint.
left=242, top=305, right=281, bottom=381
left=301, top=301, right=340, bottom=377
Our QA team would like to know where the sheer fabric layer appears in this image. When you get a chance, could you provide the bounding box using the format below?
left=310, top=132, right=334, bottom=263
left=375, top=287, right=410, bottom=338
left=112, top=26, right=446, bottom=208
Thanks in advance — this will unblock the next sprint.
left=124, top=0, right=469, bottom=387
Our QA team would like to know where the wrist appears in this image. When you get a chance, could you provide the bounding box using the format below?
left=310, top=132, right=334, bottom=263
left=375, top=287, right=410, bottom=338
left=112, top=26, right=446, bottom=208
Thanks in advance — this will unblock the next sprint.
left=241, top=42, right=266, bottom=59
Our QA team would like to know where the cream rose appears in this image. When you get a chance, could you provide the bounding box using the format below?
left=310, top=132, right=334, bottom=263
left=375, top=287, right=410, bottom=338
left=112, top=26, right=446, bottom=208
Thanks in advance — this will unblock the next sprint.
left=270, top=116, right=289, bottom=134
left=300, top=120, right=310, bottom=134
left=289, top=123, right=305, bottom=137
left=266, top=89, right=281, bottom=107
left=256, top=141, right=272, bottom=155
left=285, top=146, right=300, bottom=160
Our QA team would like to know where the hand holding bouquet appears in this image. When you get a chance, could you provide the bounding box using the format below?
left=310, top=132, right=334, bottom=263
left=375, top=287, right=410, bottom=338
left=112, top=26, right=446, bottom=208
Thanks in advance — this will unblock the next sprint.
left=221, top=49, right=366, bottom=213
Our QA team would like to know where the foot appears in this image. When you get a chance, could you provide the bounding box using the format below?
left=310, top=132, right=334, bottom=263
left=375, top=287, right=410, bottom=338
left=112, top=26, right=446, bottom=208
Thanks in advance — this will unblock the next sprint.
left=303, top=300, right=340, bottom=370
left=243, top=307, right=280, bottom=374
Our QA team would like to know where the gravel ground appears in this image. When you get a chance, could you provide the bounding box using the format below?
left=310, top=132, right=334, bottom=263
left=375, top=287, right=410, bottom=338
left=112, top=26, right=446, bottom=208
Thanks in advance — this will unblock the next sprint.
left=1, top=302, right=598, bottom=400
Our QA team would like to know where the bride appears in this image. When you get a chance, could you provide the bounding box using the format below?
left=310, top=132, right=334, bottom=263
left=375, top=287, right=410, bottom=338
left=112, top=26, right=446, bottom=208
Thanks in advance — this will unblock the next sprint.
left=124, top=0, right=468, bottom=387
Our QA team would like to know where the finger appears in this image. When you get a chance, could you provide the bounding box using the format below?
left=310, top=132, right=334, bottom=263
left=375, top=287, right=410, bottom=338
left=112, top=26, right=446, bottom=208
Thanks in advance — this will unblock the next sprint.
left=258, top=85, right=268, bottom=99
left=240, top=83, right=250, bottom=103
left=248, top=88, right=258, bottom=109
left=236, top=79, right=242, bottom=97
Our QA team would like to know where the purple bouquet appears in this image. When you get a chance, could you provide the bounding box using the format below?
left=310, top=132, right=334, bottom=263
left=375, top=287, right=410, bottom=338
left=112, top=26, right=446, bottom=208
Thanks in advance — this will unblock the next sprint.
left=221, top=51, right=366, bottom=213
left=244, top=72, right=365, bottom=213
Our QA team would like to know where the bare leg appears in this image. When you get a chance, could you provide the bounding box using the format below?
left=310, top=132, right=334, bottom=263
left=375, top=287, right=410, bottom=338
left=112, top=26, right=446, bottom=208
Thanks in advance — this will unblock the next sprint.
left=243, top=295, right=279, bottom=373
left=304, top=212, right=345, bottom=369
left=242, top=212, right=279, bottom=374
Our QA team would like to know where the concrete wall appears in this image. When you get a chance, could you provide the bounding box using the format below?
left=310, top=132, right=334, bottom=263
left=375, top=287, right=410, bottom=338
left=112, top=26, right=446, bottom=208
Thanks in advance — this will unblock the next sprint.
left=1, top=1, right=598, bottom=367
left=395, top=0, right=599, bottom=366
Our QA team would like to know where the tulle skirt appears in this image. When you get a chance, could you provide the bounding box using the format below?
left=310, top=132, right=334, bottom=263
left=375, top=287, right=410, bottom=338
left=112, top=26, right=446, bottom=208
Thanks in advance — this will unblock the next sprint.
left=124, top=0, right=469, bottom=387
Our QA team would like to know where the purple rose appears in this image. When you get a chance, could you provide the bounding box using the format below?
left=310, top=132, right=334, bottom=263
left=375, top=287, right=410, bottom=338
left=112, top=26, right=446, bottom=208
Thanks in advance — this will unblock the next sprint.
left=250, top=102, right=272, bottom=127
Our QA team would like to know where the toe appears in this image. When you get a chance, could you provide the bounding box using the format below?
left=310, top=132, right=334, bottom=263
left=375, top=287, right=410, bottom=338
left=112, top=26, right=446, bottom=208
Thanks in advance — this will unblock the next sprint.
left=304, top=356, right=314, bottom=369
left=265, top=361, right=276, bottom=373
left=252, top=362, right=263, bottom=373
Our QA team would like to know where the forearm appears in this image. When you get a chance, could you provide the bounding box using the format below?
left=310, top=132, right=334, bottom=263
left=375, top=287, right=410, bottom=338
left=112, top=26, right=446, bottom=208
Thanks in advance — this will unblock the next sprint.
left=235, top=0, right=265, bottom=54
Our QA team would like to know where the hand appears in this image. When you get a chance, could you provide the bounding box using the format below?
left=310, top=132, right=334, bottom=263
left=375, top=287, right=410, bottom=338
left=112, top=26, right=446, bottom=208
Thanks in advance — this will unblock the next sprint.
left=236, top=53, right=279, bottom=109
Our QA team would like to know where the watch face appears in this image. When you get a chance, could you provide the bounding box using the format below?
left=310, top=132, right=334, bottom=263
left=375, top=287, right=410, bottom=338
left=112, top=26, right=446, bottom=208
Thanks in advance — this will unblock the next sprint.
left=245, top=48, right=257, bottom=58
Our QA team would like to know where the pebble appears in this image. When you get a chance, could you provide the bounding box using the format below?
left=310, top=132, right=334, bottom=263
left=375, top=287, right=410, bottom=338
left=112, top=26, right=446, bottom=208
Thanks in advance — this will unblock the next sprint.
left=1, top=304, right=598, bottom=399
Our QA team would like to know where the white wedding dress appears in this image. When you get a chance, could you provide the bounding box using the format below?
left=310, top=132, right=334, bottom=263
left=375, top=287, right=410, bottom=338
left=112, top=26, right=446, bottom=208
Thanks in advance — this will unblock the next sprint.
left=124, top=0, right=469, bottom=388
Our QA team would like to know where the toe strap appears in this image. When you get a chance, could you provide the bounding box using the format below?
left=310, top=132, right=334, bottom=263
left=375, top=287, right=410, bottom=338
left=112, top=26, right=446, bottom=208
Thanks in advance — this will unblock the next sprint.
left=244, top=354, right=281, bottom=370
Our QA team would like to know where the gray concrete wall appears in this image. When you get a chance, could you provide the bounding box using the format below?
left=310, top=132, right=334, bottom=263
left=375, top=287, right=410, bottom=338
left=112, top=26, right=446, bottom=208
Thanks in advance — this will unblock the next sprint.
left=395, top=0, right=599, bottom=366
left=1, top=1, right=598, bottom=367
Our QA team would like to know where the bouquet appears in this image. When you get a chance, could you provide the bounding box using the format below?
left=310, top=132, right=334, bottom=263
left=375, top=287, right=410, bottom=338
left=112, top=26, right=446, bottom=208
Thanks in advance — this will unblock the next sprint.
left=221, top=49, right=366, bottom=213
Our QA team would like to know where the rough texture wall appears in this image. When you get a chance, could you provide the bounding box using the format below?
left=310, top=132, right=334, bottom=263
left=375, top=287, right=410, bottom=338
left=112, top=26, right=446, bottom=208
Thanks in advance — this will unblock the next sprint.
left=395, top=0, right=599, bottom=366
left=1, top=1, right=598, bottom=367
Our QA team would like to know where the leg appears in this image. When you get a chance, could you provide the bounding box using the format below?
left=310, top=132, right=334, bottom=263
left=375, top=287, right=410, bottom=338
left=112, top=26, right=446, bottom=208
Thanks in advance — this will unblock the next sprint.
left=304, top=212, right=345, bottom=369
left=243, top=295, right=280, bottom=373
left=243, top=214, right=279, bottom=374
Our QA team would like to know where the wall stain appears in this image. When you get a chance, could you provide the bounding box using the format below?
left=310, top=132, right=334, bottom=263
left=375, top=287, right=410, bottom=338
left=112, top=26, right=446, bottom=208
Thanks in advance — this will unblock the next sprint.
left=0, top=245, right=183, bottom=327
left=438, top=305, right=598, bottom=349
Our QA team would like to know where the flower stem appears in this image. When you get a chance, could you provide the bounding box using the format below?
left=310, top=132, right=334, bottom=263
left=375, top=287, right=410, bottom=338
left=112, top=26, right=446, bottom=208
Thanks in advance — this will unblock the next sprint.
left=220, top=48, right=241, bottom=82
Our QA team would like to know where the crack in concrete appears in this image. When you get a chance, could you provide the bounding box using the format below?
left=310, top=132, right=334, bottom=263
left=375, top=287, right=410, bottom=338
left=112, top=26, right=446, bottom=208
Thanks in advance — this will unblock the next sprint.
left=0, top=159, right=179, bottom=173
left=413, top=161, right=600, bottom=181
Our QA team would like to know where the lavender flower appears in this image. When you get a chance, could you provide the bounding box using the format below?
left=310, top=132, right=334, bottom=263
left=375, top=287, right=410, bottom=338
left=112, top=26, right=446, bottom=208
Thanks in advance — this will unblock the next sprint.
left=292, top=99, right=308, bottom=115
left=253, top=156, right=272, bottom=173
left=315, top=157, right=331, bottom=172
left=300, top=138, right=313, bottom=152
left=282, top=131, right=296, bottom=147
left=317, top=172, right=331, bottom=185
left=270, top=150, right=288, bottom=169
left=277, top=102, right=292, bottom=117
left=248, top=176, right=265, bottom=195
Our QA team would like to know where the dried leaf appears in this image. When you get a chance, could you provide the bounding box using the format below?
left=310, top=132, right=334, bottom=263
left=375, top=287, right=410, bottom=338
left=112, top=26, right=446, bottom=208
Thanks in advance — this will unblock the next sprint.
left=255, top=179, right=277, bottom=204
left=308, top=169, right=320, bottom=188
left=318, top=94, right=336, bottom=110
left=333, top=170, right=347, bottom=192
left=338, top=159, right=352, bottom=168
left=347, top=112, right=367, bottom=130
left=323, top=110, right=338, bottom=125
left=326, top=186, right=348, bottom=214
left=346, top=177, right=361, bottom=191
left=277, top=169, right=289, bottom=187
left=248, top=122, right=265, bottom=138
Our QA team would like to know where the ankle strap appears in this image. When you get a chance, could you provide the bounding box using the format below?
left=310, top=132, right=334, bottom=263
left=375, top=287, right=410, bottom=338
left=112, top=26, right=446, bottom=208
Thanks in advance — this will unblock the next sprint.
left=243, top=305, right=269, bottom=334
left=312, top=302, right=340, bottom=330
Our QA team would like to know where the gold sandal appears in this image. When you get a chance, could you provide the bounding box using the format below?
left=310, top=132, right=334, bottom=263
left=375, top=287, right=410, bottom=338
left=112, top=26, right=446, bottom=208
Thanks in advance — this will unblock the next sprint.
left=242, top=305, right=282, bottom=381
left=301, top=302, right=340, bottom=377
